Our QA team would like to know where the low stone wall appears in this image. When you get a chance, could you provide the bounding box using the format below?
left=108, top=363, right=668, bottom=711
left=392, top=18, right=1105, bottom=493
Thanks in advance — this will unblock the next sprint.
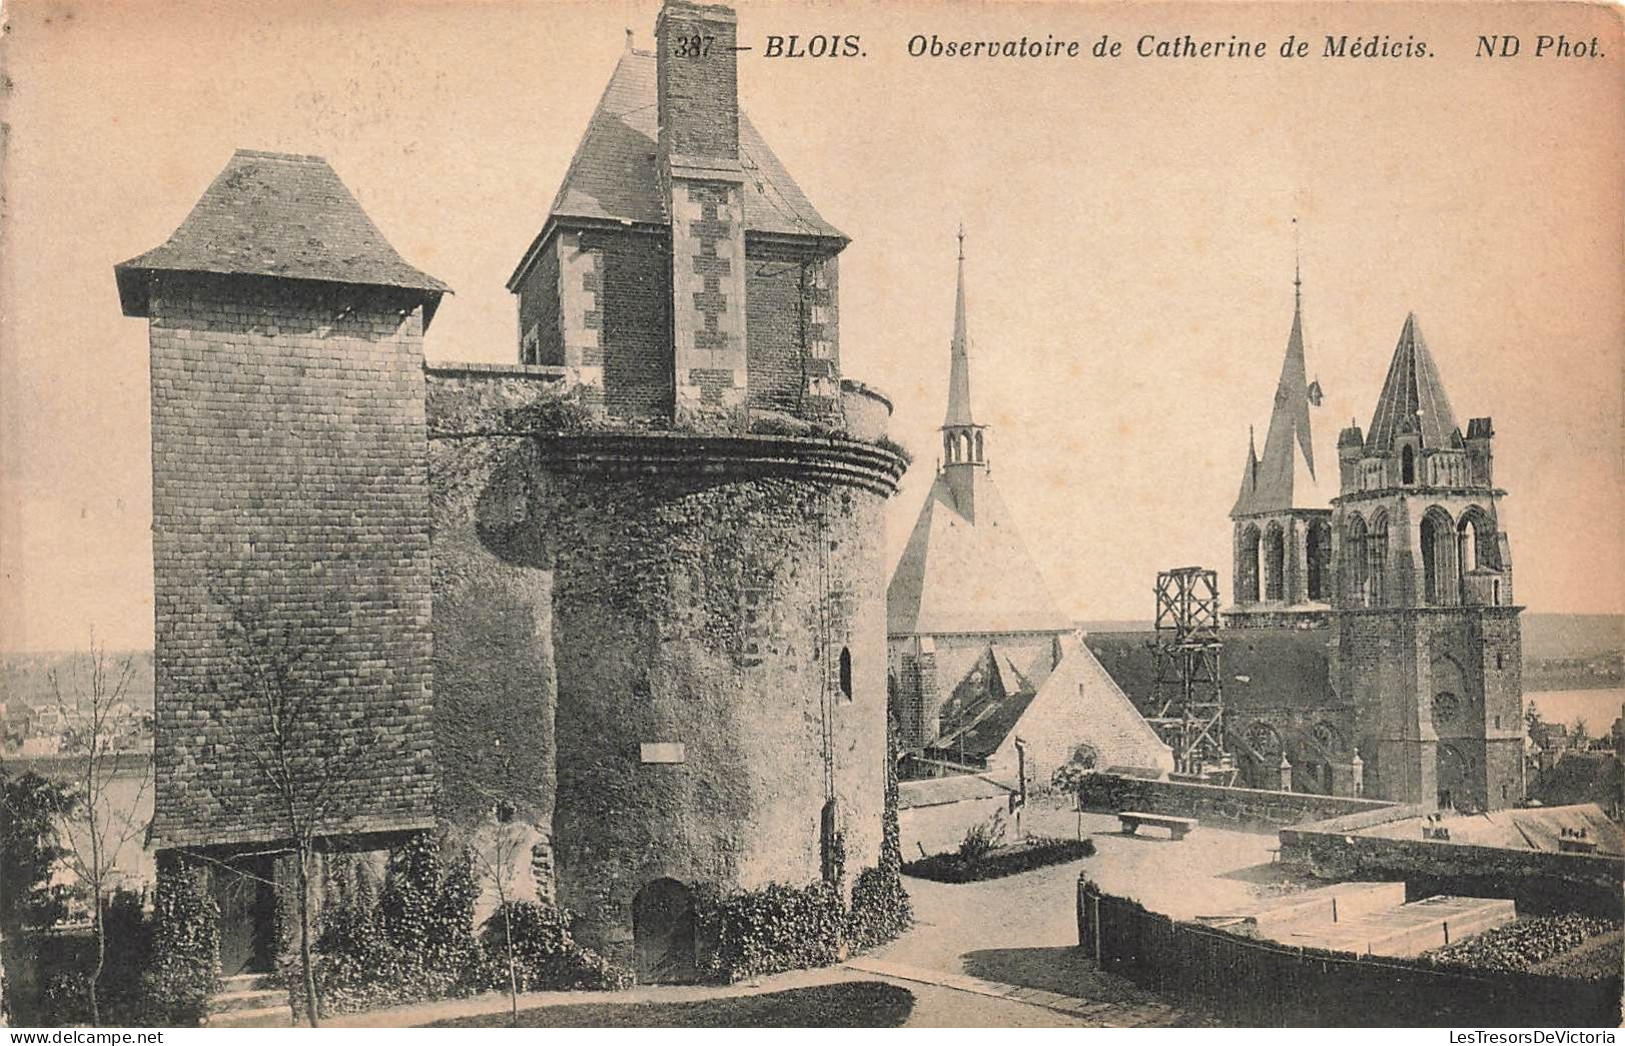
left=1279, top=822, right=1625, bottom=919
left=1074, top=773, right=1395, bottom=829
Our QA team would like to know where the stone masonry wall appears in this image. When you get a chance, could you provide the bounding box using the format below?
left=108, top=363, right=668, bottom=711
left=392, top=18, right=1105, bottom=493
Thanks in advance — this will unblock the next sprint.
left=745, top=251, right=840, bottom=420
left=670, top=180, right=749, bottom=428
left=146, top=277, right=436, bottom=850
left=587, top=229, right=672, bottom=420
left=1074, top=772, right=1395, bottom=829
left=515, top=236, right=564, bottom=367
left=478, top=444, right=891, bottom=959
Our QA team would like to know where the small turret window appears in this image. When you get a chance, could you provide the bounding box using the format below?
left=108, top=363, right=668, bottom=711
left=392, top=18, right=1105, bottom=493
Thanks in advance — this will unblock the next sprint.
left=838, top=647, right=853, bottom=700
left=974, top=431, right=984, bottom=462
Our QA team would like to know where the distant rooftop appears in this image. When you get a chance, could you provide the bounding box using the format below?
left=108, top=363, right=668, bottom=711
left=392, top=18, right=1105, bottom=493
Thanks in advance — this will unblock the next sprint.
left=116, top=149, right=448, bottom=321
left=1356, top=803, right=1624, bottom=857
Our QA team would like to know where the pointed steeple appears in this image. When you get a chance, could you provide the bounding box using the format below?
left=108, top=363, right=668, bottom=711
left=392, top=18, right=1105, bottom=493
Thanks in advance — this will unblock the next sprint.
left=1365, top=313, right=1462, bottom=453
left=1231, top=253, right=1322, bottom=517
left=944, top=224, right=975, bottom=428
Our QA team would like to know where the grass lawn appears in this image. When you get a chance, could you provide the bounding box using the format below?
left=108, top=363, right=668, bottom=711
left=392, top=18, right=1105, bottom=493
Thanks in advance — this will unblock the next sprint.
left=428, top=981, right=916, bottom=1028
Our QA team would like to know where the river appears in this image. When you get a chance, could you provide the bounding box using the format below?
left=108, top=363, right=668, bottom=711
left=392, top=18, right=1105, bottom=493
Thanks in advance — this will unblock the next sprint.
left=1525, top=688, right=1624, bottom=737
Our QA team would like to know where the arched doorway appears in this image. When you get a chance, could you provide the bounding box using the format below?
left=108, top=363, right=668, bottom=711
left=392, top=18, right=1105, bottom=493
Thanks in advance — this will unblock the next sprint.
left=633, top=878, right=698, bottom=984
left=1436, top=743, right=1470, bottom=812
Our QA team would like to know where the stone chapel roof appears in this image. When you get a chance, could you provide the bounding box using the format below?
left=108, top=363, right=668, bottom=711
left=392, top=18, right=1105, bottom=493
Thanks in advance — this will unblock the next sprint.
left=116, top=150, right=448, bottom=320
left=1364, top=313, right=1463, bottom=454
left=887, top=467, right=1072, bottom=636
left=508, top=49, right=844, bottom=288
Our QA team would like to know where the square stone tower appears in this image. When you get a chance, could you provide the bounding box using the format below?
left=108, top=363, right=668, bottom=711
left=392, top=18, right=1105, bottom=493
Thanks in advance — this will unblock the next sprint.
left=117, top=149, right=447, bottom=973
left=1330, top=314, right=1522, bottom=811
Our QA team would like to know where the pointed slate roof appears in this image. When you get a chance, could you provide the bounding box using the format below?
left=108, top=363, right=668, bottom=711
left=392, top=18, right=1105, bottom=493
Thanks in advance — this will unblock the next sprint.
left=887, top=468, right=1072, bottom=636
left=1365, top=313, right=1462, bottom=454
left=116, top=150, right=448, bottom=322
left=1233, top=286, right=1322, bottom=516
left=508, top=49, right=843, bottom=288
left=944, top=230, right=976, bottom=428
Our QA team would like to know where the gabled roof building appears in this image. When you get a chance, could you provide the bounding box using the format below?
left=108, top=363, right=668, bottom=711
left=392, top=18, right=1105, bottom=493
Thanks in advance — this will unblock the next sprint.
left=886, top=234, right=1171, bottom=783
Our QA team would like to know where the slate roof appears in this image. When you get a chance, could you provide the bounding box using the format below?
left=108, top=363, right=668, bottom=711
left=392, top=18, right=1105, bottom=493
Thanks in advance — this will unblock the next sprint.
left=932, top=644, right=1057, bottom=761
left=887, top=469, right=1073, bottom=636
left=944, top=241, right=976, bottom=428
left=508, top=49, right=843, bottom=288
left=1233, top=290, right=1325, bottom=516
left=1085, top=628, right=1335, bottom=714
left=1360, top=803, right=1624, bottom=857
left=897, top=774, right=1014, bottom=810
left=116, top=150, right=448, bottom=322
left=1365, top=313, right=1463, bottom=454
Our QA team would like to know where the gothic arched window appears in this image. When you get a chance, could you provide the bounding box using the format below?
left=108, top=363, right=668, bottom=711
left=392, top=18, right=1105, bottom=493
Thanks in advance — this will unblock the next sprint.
left=1344, top=514, right=1369, bottom=607
left=1263, top=524, right=1285, bottom=603
left=1237, top=524, right=1261, bottom=604
left=1367, top=511, right=1389, bottom=607
left=1306, top=520, right=1332, bottom=602
left=1421, top=507, right=1457, bottom=606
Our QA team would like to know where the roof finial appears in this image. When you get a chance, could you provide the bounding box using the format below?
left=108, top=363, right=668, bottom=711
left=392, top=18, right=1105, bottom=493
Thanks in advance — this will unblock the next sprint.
left=957, top=222, right=965, bottom=261
left=625, top=27, right=635, bottom=51
left=1292, top=216, right=1302, bottom=307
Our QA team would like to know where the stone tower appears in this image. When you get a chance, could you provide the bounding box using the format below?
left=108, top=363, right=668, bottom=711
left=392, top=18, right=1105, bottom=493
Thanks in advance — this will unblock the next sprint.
left=1227, top=264, right=1332, bottom=628
left=430, top=0, right=905, bottom=981
left=1330, top=314, right=1522, bottom=810
left=116, top=150, right=448, bottom=973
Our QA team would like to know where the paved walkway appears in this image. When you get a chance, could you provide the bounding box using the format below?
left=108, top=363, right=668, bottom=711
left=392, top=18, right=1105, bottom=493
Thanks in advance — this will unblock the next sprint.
left=321, top=963, right=1095, bottom=1028
left=294, top=800, right=1274, bottom=1027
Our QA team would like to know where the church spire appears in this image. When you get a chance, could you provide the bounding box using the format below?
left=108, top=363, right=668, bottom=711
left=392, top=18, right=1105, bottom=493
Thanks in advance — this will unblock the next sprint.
left=944, top=223, right=975, bottom=429
left=1231, top=241, right=1323, bottom=517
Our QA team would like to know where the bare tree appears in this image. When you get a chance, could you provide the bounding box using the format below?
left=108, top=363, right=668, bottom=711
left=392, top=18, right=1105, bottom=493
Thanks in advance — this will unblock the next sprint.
left=464, top=799, right=527, bottom=1027
left=188, top=591, right=389, bottom=1028
left=49, top=638, right=153, bottom=1027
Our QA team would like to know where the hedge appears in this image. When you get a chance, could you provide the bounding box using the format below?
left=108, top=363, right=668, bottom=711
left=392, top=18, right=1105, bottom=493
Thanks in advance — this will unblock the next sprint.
left=902, top=836, right=1096, bottom=883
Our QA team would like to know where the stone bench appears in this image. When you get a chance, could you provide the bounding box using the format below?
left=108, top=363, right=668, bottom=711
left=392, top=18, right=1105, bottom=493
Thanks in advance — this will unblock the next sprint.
left=1118, top=811, right=1197, bottom=839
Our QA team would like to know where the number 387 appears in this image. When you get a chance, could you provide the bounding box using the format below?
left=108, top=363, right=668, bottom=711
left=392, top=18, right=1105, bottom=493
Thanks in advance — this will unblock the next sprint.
left=674, top=34, right=715, bottom=58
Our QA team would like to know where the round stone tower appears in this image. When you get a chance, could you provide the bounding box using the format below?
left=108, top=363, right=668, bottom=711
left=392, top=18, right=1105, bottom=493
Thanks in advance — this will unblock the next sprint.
left=428, top=0, right=907, bottom=980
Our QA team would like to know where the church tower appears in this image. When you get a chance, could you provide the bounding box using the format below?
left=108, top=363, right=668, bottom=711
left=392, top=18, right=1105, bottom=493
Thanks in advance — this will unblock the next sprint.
left=887, top=230, right=1072, bottom=751
left=1330, top=314, right=1522, bottom=810
left=1227, top=257, right=1332, bottom=628
left=940, top=226, right=988, bottom=515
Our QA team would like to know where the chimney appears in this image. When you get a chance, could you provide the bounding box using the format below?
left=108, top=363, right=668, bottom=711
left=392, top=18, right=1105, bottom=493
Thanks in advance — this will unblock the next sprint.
left=656, top=2, right=740, bottom=165
left=656, top=1, right=750, bottom=430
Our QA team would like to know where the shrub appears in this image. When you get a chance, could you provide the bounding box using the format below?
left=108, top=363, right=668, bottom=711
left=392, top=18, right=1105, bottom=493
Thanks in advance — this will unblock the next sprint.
left=873, top=435, right=913, bottom=466
left=699, top=881, right=845, bottom=982
left=904, top=835, right=1096, bottom=884
left=141, top=854, right=219, bottom=1026
left=501, top=387, right=596, bottom=435
left=845, top=866, right=912, bottom=954
left=289, top=833, right=483, bottom=1020
left=477, top=901, right=630, bottom=992
left=1421, top=914, right=1623, bottom=976
left=957, top=810, right=1007, bottom=863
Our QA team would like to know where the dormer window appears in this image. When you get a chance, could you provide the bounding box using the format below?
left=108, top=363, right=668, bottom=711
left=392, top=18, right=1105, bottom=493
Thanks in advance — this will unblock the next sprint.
left=1401, top=445, right=1416, bottom=485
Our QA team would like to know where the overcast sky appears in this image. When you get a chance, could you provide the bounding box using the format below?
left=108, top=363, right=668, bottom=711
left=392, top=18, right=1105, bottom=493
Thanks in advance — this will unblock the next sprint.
left=2, top=0, right=1621, bottom=651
